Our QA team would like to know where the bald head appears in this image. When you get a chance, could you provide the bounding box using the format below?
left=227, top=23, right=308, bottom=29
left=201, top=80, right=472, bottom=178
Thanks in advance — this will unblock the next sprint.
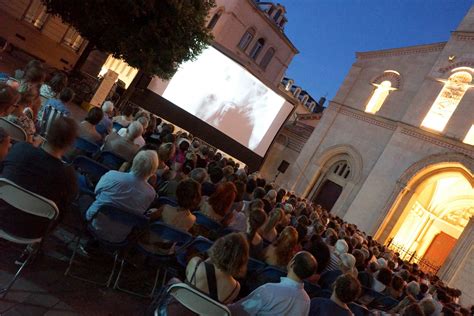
left=290, top=251, right=317, bottom=280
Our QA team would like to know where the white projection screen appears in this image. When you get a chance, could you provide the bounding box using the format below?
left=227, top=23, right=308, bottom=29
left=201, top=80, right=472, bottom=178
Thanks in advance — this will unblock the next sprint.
left=147, top=47, right=293, bottom=157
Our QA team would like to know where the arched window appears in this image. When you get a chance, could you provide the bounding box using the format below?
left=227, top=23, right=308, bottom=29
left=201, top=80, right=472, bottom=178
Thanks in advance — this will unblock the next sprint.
left=285, top=79, right=294, bottom=91
left=365, top=80, right=394, bottom=114
left=293, top=87, right=302, bottom=98
left=267, top=6, right=275, bottom=16
left=259, top=47, right=275, bottom=70
left=421, top=70, right=473, bottom=132
left=249, top=38, right=265, bottom=60
left=301, top=95, right=309, bottom=104
left=332, top=161, right=351, bottom=179
left=273, top=9, right=283, bottom=22
left=238, top=28, right=255, bottom=51
left=207, top=10, right=222, bottom=30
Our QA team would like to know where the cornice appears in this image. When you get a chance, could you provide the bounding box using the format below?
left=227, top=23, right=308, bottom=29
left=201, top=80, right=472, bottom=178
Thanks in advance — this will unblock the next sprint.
left=451, top=30, right=474, bottom=41
left=356, top=42, right=446, bottom=60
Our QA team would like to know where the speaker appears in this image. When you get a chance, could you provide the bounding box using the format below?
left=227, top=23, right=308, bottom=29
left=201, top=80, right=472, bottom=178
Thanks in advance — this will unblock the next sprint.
left=277, top=160, right=290, bottom=174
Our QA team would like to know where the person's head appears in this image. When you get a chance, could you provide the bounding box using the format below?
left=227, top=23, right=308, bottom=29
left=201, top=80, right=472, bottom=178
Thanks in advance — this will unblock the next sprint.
left=176, top=179, right=201, bottom=210
left=126, top=121, right=144, bottom=141
left=419, top=298, right=436, bottom=316
left=265, top=189, right=277, bottom=204
left=18, top=86, right=38, bottom=109
left=208, top=167, right=224, bottom=184
left=24, top=66, right=45, bottom=84
left=263, top=207, right=284, bottom=233
left=0, top=127, right=11, bottom=161
left=400, top=303, right=423, bottom=316
left=0, top=83, right=20, bottom=116
left=47, top=71, right=68, bottom=94
left=85, top=107, right=104, bottom=126
left=333, top=274, right=361, bottom=304
left=178, top=138, right=190, bottom=152
left=352, top=249, right=366, bottom=270
left=102, top=100, right=114, bottom=116
left=208, top=182, right=237, bottom=216
left=46, top=117, right=78, bottom=152
left=406, top=281, right=420, bottom=297
left=419, top=283, right=429, bottom=296
left=208, top=233, right=249, bottom=278
left=189, top=167, right=207, bottom=184
left=253, top=187, right=266, bottom=200
left=288, top=251, right=317, bottom=281
left=130, top=150, right=159, bottom=180
left=377, top=267, right=393, bottom=286
left=121, top=104, right=134, bottom=118
left=158, top=142, right=176, bottom=163
left=391, top=275, right=404, bottom=292
left=137, top=116, right=149, bottom=131
left=248, top=208, right=267, bottom=239
left=274, top=226, right=299, bottom=267
left=334, top=239, right=349, bottom=256
left=249, top=199, right=264, bottom=213
left=339, top=253, right=357, bottom=275
left=59, top=87, right=74, bottom=103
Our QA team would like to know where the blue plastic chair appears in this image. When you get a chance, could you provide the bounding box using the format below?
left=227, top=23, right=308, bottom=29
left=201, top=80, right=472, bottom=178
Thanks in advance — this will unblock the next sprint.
left=113, top=221, right=193, bottom=298
left=247, top=257, right=267, bottom=273
left=318, top=269, right=342, bottom=289
left=113, top=122, right=124, bottom=132
left=193, top=212, right=222, bottom=231
left=73, top=156, right=110, bottom=196
left=176, top=236, right=213, bottom=268
left=248, top=265, right=286, bottom=292
left=74, top=137, right=100, bottom=157
left=357, top=286, right=385, bottom=306
left=368, top=295, right=399, bottom=311
left=98, top=151, right=127, bottom=170
left=64, top=204, right=148, bottom=287
left=349, top=302, right=371, bottom=316
left=154, top=196, right=178, bottom=208
left=304, top=281, right=322, bottom=298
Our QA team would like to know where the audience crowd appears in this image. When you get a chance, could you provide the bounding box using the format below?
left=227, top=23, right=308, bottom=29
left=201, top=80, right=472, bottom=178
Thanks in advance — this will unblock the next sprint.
left=0, top=61, right=472, bottom=316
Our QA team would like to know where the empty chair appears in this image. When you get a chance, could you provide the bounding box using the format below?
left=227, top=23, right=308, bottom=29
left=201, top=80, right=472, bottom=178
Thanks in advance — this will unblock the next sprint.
left=0, top=178, right=59, bottom=298
left=113, top=221, right=193, bottom=297
left=64, top=204, right=148, bottom=287
left=155, top=283, right=231, bottom=316
left=98, top=151, right=127, bottom=170
left=0, top=118, right=27, bottom=142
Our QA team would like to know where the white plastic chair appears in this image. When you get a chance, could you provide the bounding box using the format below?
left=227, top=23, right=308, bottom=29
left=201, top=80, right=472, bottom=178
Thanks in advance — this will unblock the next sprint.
left=155, top=282, right=231, bottom=316
left=0, top=178, right=59, bottom=298
left=0, top=117, right=27, bottom=142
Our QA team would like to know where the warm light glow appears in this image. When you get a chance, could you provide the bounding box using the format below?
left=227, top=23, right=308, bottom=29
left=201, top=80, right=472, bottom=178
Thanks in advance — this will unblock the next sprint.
left=365, top=80, right=394, bottom=114
left=463, top=125, right=474, bottom=145
left=99, top=55, right=138, bottom=88
left=421, top=71, right=472, bottom=132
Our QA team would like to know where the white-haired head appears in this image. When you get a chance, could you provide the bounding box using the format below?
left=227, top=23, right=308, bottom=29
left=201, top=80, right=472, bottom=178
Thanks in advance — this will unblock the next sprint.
left=126, top=121, right=144, bottom=141
left=102, top=101, right=114, bottom=115
left=137, top=116, right=149, bottom=130
left=131, top=150, right=158, bottom=179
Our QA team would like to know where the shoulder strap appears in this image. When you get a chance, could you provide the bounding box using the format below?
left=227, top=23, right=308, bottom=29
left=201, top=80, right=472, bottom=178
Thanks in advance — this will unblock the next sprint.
left=204, top=261, right=219, bottom=301
left=188, top=258, right=202, bottom=285
left=222, top=281, right=239, bottom=304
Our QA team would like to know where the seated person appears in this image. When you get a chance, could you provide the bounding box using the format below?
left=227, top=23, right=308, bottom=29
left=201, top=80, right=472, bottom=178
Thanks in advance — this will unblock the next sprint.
left=199, top=182, right=237, bottom=226
left=0, top=117, right=78, bottom=238
left=41, top=87, right=74, bottom=118
left=95, top=100, right=114, bottom=136
left=102, top=121, right=142, bottom=162
left=324, top=239, right=349, bottom=273
left=389, top=275, right=405, bottom=300
left=319, top=253, right=357, bottom=289
left=6, top=87, right=39, bottom=144
left=229, top=198, right=264, bottom=232
left=165, top=233, right=249, bottom=314
left=246, top=208, right=267, bottom=260
left=372, top=267, right=393, bottom=293
left=140, top=179, right=201, bottom=254
left=230, top=251, right=317, bottom=316
left=201, top=166, right=224, bottom=196
left=263, top=226, right=299, bottom=269
left=85, top=150, right=158, bottom=243
left=260, top=207, right=284, bottom=242
left=112, top=104, right=134, bottom=128
left=0, top=127, right=11, bottom=162
left=157, top=142, right=175, bottom=178
left=309, top=274, right=362, bottom=316
left=118, top=116, right=148, bottom=148
left=79, top=107, right=104, bottom=144
left=0, top=82, right=21, bottom=116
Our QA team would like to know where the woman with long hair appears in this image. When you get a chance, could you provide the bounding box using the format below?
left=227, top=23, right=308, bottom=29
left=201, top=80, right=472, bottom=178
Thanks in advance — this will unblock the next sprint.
left=260, top=207, right=284, bottom=242
left=246, top=208, right=267, bottom=260
left=263, top=226, right=299, bottom=268
left=200, top=182, right=237, bottom=226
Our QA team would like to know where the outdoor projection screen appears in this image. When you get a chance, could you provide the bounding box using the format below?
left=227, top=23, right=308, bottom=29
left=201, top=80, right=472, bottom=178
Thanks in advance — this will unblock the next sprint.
left=147, top=47, right=293, bottom=157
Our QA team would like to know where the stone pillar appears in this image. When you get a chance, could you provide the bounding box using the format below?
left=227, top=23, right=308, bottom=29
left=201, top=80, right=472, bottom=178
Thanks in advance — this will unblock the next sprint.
left=437, top=217, right=474, bottom=306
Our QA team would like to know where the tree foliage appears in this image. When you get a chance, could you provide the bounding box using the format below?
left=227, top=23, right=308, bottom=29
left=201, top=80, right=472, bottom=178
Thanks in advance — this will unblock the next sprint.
left=42, top=0, right=215, bottom=79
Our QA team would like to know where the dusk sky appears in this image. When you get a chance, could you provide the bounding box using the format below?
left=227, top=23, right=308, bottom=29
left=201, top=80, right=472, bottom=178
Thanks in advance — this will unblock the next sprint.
left=277, top=0, right=473, bottom=102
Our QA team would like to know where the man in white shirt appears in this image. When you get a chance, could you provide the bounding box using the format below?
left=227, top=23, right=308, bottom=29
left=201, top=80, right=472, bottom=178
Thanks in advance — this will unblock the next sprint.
left=229, top=251, right=317, bottom=316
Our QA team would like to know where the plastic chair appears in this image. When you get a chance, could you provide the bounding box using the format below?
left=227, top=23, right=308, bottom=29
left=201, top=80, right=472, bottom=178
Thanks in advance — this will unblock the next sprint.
left=247, top=257, right=267, bottom=273
left=64, top=204, right=148, bottom=287
left=98, top=151, right=127, bottom=170
left=318, top=269, right=342, bottom=289
left=155, top=282, right=231, bottom=316
left=368, top=295, right=399, bottom=311
left=349, top=302, right=371, bottom=316
left=113, top=221, right=193, bottom=298
left=73, top=156, right=110, bottom=194
left=113, top=122, right=124, bottom=132
left=74, top=137, right=100, bottom=157
left=193, top=212, right=222, bottom=231
left=0, top=178, right=59, bottom=298
left=38, top=105, right=66, bottom=137
left=357, top=287, right=385, bottom=306
left=304, top=281, right=322, bottom=298
left=0, top=118, right=27, bottom=142
left=176, top=236, right=213, bottom=268
left=154, top=196, right=178, bottom=208
left=247, top=265, right=286, bottom=292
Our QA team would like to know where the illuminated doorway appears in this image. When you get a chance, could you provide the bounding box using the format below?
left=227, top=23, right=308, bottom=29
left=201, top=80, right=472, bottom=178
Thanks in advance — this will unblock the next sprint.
left=387, top=170, right=474, bottom=273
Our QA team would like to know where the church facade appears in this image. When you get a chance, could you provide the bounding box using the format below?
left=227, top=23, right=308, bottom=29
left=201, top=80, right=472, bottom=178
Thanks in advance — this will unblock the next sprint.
left=279, top=6, right=474, bottom=305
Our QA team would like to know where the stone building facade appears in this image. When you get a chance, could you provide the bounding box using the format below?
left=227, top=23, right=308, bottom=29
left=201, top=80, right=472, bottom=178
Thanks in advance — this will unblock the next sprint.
left=279, top=6, right=474, bottom=305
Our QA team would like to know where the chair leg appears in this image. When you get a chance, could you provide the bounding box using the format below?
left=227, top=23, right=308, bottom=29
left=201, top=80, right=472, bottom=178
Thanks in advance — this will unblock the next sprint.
left=0, top=244, right=37, bottom=298
left=114, top=260, right=163, bottom=298
left=105, top=251, right=120, bottom=287
left=64, top=232, right=82, bottom=276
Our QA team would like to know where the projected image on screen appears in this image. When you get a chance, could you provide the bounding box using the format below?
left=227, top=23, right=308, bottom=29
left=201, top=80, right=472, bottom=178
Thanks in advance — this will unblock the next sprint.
left=150, top=47, right=292, bottom=157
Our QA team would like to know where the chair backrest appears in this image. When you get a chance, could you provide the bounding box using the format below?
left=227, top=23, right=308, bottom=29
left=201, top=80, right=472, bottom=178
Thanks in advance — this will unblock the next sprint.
left=188, top=236, right=213, bottom=254
left=99, top=151, right=127, bottom=170
left=304, top=281, right=322, bottom=298
left=113, top=122, right=124, bottom=132
left=39, top=105, right=66, bottom=137
left=167, top=283, right=231, bottom=316
left=348, top=302, right=371, bottom=316
left=92, top=204, right=148, bottom=230
left=319, top=269, right=342, bottom=289
left=247, top=258, right=267, bottom=273
left=0, top=178, right=59, bottom=220
left=73, top=156, right=110, bottom=179
left=193, top=212, right=222, bottom=231
left=259, top=266, right=286, bottom=283
left=0, top=118, right=27, bottom=142
left=148, top=221, right=193, bottom=248
left=369, top=295, right=399, bottom=311
left=74, top=137, right=100, bottom=156
left=155, top=196, right=178, bottom=208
